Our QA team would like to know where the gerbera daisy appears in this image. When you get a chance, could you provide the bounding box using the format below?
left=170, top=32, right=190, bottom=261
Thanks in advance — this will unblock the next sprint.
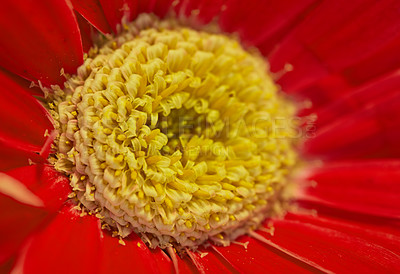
left=1, top=0, right=400, bottom=273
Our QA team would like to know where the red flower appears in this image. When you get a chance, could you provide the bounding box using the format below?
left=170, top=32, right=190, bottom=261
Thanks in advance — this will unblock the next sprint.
left=1, top=0, right=400, bottom=273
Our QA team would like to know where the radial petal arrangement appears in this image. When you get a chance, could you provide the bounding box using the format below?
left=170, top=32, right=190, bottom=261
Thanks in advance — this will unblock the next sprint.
left=0, top=0, right=399, bottom=273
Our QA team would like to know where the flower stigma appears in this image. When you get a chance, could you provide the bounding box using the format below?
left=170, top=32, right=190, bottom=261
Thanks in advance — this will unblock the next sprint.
left=47, top=14, right=298, bottom=250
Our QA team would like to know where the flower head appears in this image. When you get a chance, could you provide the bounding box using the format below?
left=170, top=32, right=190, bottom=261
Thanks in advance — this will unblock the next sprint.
left=47, top=14, right=298, bottom=250
left=1, top=0, right=400, bottom=273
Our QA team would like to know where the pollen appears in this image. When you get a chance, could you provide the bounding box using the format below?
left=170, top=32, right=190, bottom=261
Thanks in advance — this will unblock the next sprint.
left=48, top=14, right=298, bottom=249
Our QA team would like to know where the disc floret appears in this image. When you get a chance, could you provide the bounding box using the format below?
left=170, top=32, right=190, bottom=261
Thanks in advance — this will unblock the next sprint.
left=48, top=14, right=297, bottom=249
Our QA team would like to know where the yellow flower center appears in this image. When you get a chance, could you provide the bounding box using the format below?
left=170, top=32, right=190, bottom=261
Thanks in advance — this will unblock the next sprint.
left=48, top=14, right=297, bottom=249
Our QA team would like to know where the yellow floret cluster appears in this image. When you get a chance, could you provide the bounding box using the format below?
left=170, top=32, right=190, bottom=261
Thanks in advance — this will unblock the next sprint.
left=48, top=14, right=297, bottom=249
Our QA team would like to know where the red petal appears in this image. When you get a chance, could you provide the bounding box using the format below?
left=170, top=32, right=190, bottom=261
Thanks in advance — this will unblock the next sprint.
left=285, top=212, right=400, bottom=254
left=0, top=142, right=44, bottom=172
left=254, top=0, right=320, bottom=56
left=186, top=247, right=236, bottom=273
left=14, top=204, right=174, bottom=274
left=152, top=0, right=175, bottom=18
left=75, top=11, right=96, bottom=52
left=295, top=72, right=354, bottom=114
left=18, top=205, right=102, bottom=274
left=0, top=173, right=48, bottom=264
left=270, top=0, right=400, bottom=93
left=6, top=164, right=71, bottom=212
left=0, top=257, right=16, bottom=273
left=0, top=0, right=83, bottom=86
left=173, top=0, right=226, bottom=24
left=137, top=0, right=157, bottom=13
left=99, top=233, right=172, bottom=274
left=258, top=217, right=400, bottom=273
left=0, top=70, right=53, bottom=151
left=219, top=0, right=319, bottom=55
left=303, top=91, right=400, bottom=158
left=212, top=235, right=309, bottom=272
left=312, top=70, right=400, bottom=128
left=99, top=0, right=138, bottom=33
left=71, top=0, right=112, bottom=34
left=340, top=37, right=400, bottom=86
left=165, top=246, right=197, bottom=274
left=0, top=68, right=43, bottom=96
left=298, top=160, right=400, bottom=219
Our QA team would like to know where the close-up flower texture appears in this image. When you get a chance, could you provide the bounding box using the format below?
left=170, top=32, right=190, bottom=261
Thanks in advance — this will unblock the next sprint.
left=1, top=0, right=400, bottom=273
